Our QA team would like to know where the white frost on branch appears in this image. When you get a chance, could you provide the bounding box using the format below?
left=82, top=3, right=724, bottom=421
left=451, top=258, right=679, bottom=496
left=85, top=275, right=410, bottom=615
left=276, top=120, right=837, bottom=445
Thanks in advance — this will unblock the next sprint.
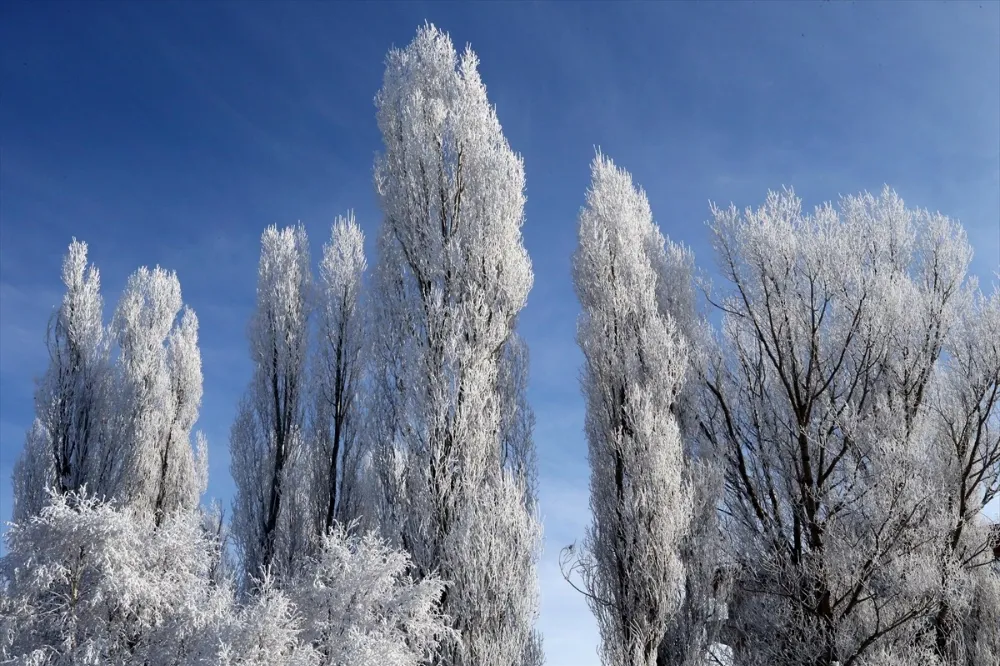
left=1, top=493, right=451, bottom=666
left=699, top=186, right=1000, bottom=665
left=309, top=214, right=367, bottom=533
left=230, top=224, right=312, bottom=582
left=112, top=267, right=207, bottom=524
left=13, top=240, right=112, bottom=520
left=369, top=23, right=541, bottom=666
left=567, top=152, right=692, bottom=666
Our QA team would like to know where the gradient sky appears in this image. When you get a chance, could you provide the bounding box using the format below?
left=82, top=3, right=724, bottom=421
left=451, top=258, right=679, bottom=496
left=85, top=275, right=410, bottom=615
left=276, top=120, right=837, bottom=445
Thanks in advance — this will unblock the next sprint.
left=1, top=2, right=998, bottom=664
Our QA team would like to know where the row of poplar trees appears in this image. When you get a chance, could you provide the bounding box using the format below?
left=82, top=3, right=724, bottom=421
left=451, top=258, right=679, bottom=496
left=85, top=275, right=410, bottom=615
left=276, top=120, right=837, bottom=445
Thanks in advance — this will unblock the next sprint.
left=226, top=23, right=545, bottom=666
left=6, top=23, right=543, bottom=666
left=6, top=21, right=1000, bottom=666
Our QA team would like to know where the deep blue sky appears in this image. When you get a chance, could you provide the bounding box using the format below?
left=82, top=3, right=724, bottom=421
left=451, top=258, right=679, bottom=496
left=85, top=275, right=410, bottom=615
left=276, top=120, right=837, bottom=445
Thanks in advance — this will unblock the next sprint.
left=1, top=2, right=998, bottom=664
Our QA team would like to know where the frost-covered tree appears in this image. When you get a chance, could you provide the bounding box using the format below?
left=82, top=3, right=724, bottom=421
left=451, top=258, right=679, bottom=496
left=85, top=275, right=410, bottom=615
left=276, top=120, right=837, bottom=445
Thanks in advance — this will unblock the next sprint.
left=13, top=421, right=58, bottom=523
left=370, top=23, right=541, bottom=666
left=0, top=491, right=229, bottom=666
left=211, top=524, right=452, bottom=666
left=443, top=469, right=543, bottom=666
left=498, top=333, right=539, bottom=503
left=656, top=461, right=732, bottom=666
left=111, top=267, right=207, bottom=524
left=566, top=153, right=692, bottom=666
left=496, top=333, right=545, bottom=666
left=309, top=214, right=367, bottom=533
left=923, top=283, right=1000, bottom=665
left=287, top=524, right=450, bottom=666
left=641, top=238, right=733, bottom=666
left=213, top=575, right=319, bottom=666
left=12, top=245, right=207, bottom=527
left=698, top=187, right=999, bottom=665
left=12, top=240, right=112, bottom=520
left=1, top=497, right=451, bottom=666
left=160, top=308, right=208, bottom=515
left=231, top=224, right=312, bottom=581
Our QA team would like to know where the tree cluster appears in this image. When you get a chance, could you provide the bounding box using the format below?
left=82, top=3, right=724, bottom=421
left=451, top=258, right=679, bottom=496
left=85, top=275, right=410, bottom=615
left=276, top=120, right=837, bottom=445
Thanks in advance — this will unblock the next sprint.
left=564, top=158, right=1000, bottom=666
left=5, top=21, right=999, bottom=666
left=4, top=24, right=539, bottom=666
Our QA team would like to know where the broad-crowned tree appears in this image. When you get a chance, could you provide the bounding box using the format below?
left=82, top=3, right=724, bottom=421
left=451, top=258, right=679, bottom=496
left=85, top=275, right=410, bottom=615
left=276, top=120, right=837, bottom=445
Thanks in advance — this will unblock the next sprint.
left=369, top=23, right=541, bottom=665
left=698, top=187, right=998, bottom=665
left=0, top=491, right=229, bottom=666
left=922, top=282, right=1000, bottom=665
left=213, top=524, right=451, bottom=666
left=287, top=524, right=450, bottom=666
left=12, top=240, right=112, bottom=520
left=230, top=224, right=312, bottom=582
left=2, top=499, right=449, bottom=666
left=1, top=496, right=443, bottom=666
left=566, top=153, right=692, bottom=666
left=213, top=575, right=319, bottom=666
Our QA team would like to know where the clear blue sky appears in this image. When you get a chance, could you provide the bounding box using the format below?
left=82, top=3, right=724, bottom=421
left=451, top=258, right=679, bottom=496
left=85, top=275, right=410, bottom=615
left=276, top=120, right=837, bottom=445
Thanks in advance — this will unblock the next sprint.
left=1, top=2, right=997, bottom=664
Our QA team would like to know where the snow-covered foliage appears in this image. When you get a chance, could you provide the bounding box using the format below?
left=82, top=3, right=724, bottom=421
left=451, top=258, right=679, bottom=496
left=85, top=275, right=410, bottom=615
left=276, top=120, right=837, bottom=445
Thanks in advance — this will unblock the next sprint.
left=369, top=23, right=541, bottom=665
left=9, top=23, right=1000, bottom=666
left=287, top=524, right=450, bottom=666
left=230, top=224, right=313, bottom=582
left=211, top=524, right=451, bottom=666
left=111, top=267, right=207, bottom=524
left=0, top=491, right=226, bottom=665
left=309, top=214, right=367, bottom=532
left=12, top=242, right=207, bottom=528
left=698, top=187, right=1000, bottom=665
left=212, top=575, right=317, bottom=666
left=2, top=492, right=450, bottom=666
left=568, top=153, right=693, bottom=666
left=13, top=240, right=112, bottom=520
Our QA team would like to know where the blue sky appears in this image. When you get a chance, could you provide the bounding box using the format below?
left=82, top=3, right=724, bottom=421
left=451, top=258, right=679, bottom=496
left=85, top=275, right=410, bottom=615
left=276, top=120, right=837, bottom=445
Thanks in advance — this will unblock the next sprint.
left=1, top=2, right=997, bottom=663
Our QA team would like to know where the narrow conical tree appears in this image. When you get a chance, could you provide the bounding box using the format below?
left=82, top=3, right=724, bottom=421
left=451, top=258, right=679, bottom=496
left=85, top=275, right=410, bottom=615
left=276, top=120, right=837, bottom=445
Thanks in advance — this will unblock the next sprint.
left=112, top=266, right=207, bottom=525
left=310, top=213, right=367, bottom=532
left=569, top=153, right=692, bottom=666
left=369, top=23, right=542, bottom=666
left=12, top=239, right=112, bottom=519
left=230, top=224, right=312, bottom=581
